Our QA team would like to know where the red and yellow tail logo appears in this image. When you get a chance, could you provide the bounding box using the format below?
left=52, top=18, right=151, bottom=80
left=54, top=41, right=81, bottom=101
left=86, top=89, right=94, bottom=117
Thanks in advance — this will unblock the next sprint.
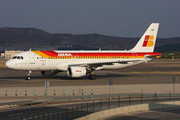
left=142, top=35, right=154, bottom=47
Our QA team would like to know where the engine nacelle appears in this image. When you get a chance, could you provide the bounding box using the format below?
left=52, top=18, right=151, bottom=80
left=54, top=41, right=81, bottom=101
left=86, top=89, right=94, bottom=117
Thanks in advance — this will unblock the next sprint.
left=67, top=66, right=87, bottom=78
left=41, top=71, right=59, bottom=76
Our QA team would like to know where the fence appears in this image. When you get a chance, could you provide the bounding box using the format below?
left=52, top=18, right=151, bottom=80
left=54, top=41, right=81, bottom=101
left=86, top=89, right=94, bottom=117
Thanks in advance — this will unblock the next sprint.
left=2, top=84, right=180, bottom=97
left=4, top=92, right=180, bottom=120
left=3, top=89, right=94, bottom=97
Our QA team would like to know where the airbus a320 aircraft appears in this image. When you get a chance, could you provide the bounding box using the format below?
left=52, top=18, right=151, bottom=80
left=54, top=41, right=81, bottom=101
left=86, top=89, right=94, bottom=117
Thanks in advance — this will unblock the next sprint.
left=6, top=23, right=161, bottom=80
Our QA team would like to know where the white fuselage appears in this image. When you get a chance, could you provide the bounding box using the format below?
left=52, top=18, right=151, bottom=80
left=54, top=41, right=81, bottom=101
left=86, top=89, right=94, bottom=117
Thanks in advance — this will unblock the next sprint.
left=5, top=50, right=155, bottom=71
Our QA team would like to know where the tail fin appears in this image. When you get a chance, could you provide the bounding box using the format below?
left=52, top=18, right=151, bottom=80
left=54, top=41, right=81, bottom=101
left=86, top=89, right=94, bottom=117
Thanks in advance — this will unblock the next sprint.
left=130, top=23, right=159, bottom=52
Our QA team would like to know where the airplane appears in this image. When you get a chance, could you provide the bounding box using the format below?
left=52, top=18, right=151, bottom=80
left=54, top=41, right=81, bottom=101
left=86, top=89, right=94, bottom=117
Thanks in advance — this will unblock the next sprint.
left=5, top=23, right=161, bottom=80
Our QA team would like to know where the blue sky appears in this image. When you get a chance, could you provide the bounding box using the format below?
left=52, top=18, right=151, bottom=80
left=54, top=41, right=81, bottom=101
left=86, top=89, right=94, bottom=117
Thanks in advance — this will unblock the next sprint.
left=0, top=0, right=180, bottom=38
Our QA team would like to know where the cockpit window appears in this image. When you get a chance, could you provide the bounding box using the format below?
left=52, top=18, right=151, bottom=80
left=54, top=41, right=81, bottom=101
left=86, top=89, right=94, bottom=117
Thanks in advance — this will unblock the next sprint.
left=12, top=56, right=24, bottom=59
left=12, top=56, right=17, bottom=59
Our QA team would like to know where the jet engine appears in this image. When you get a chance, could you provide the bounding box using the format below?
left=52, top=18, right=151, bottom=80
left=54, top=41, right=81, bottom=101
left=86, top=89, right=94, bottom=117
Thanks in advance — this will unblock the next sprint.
left=41, top=71, right=59, bottom=76
left=67, top=66, right=87, bottom=78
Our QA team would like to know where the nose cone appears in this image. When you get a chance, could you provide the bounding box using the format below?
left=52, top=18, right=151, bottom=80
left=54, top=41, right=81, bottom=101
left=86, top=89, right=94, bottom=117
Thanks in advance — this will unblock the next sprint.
left=5, top=60, right=15, bottom=69
left=5, top=60, right=11, bottom=68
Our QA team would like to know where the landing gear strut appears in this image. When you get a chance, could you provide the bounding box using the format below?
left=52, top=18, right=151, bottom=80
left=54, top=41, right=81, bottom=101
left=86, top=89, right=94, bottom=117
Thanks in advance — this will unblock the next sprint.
left=88, top=73, right=96, bottom=80
left=26, top=71, right=32, bottom=80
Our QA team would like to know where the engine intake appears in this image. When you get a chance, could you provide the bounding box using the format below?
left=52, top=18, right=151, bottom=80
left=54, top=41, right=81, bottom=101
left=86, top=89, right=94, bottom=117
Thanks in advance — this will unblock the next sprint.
left=67, top=66, right=87, bottom=78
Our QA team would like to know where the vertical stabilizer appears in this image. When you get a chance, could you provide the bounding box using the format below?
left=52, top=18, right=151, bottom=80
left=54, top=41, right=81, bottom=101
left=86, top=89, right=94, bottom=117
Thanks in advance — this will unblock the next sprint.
left=130, top=23, right=159, bottom=52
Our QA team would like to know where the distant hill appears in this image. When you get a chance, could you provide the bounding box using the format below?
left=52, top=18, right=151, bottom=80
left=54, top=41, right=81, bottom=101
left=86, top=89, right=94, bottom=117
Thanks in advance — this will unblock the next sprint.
left=155, top=43, right=180, bottom=53
left=0, top=28, right=180, bottom=52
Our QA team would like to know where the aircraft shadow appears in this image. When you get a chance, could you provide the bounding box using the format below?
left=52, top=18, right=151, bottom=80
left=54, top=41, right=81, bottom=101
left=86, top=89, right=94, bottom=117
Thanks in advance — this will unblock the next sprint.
left=0, top=73, right=138, bottom=81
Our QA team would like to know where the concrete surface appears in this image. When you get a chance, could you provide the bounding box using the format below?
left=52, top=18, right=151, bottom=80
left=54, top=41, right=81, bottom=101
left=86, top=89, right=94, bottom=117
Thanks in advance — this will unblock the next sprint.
left=75, top=101, right=180, bottom=120
left=0, top=84, right=179, bottom=103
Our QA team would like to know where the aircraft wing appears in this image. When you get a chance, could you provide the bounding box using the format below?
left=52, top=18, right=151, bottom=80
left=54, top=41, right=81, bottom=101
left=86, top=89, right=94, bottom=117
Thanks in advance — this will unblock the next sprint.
left=68, top=60, right=141, bottom=69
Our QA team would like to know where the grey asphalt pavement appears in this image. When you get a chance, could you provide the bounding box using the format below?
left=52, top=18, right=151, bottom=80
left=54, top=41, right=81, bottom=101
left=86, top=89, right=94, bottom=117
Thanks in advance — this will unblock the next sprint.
left=0, top=59, right=180, bottom=87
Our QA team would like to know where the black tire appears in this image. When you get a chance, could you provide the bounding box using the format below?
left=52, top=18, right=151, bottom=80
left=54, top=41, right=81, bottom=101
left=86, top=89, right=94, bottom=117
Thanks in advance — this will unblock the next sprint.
left=88, top=75, right=92, bottom=79
left=26, top=76, right=31, bottom=80
left=91, top=75, right=96, bottom=80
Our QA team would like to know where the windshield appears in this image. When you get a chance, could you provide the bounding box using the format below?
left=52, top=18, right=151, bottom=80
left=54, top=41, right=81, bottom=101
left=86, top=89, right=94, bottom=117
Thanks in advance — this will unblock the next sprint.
left=12, top=56, right=24, bottom=59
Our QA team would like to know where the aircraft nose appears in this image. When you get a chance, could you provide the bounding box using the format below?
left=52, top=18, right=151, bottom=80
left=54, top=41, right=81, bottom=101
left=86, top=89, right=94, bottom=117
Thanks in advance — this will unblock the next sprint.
left=5, top=60, right=14, bottom=69
left=5, top=61, right=10, bottom=68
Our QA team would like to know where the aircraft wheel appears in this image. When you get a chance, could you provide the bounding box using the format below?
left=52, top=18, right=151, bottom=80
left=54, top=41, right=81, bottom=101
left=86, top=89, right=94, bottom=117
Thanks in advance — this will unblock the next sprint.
left=88, top=75, right=92, bottom=79
left=88, top=74, right=96, bottom=80
left=26, top=76, right=31, bottom=80
left=91, top=75, right=96, bottom=80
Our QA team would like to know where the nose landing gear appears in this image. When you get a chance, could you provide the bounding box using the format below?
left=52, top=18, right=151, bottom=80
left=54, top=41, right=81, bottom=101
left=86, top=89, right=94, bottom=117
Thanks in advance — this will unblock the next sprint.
left=26, top=71, right=32, bottom=80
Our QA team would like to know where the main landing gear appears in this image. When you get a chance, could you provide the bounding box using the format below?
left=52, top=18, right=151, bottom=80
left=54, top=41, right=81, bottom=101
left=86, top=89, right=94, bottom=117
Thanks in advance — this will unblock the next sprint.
left=88, top=73, right=96, bottom=80
left=26, top=71, right=32, bottom=80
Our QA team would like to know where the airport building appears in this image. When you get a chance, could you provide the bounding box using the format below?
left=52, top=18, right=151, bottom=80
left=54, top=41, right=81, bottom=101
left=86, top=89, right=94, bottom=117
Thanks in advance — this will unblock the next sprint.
left=0, top=53, right=5, bottom=59
left=4, top=50, right=24, bottom=59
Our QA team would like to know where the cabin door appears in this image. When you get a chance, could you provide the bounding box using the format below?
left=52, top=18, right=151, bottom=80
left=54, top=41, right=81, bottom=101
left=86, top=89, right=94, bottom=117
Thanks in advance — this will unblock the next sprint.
left=29, top=53, right=35, bottom=64
left=132, top=52, right=137, bottom=59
